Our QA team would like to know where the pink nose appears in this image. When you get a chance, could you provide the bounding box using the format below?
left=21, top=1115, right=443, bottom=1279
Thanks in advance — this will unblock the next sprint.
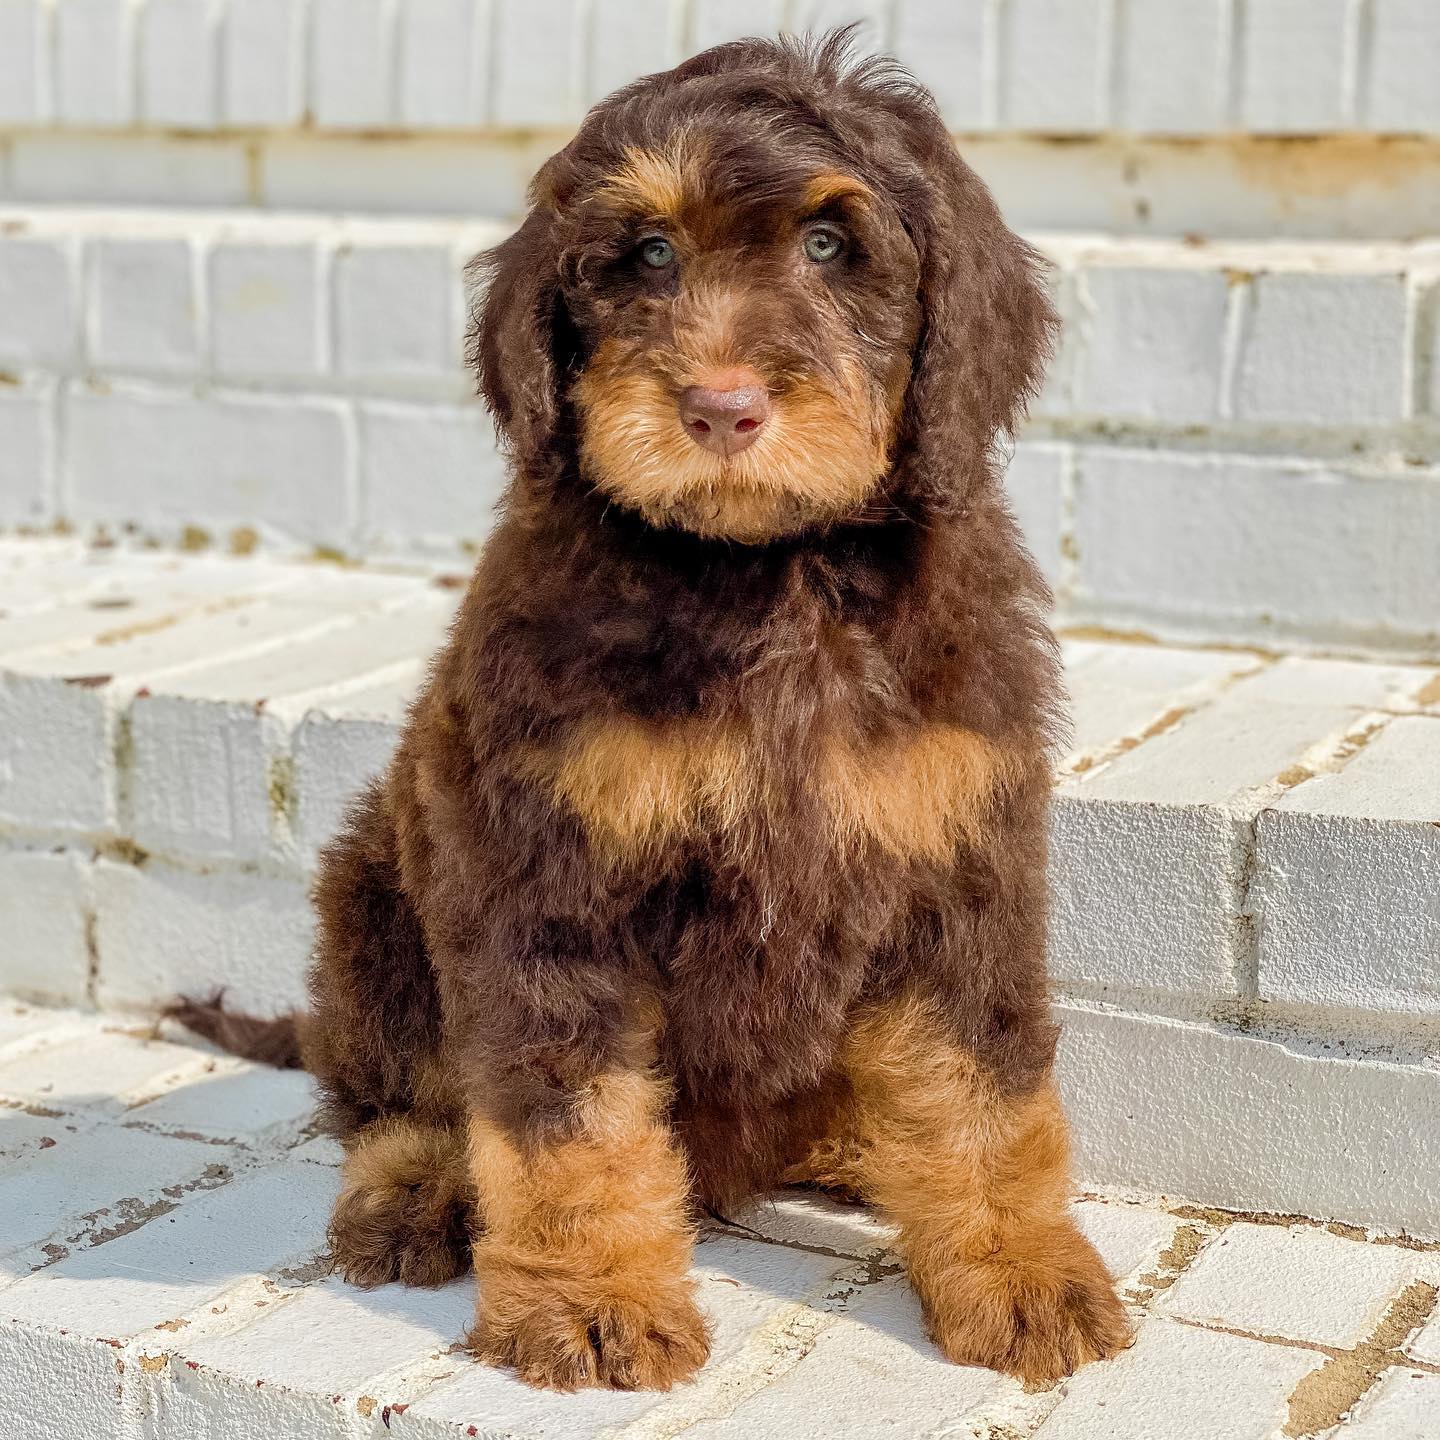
left=679, top=384, right=771, bottom=457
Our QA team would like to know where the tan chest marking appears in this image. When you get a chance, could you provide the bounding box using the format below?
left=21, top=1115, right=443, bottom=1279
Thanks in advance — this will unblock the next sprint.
left=517, top=716, right=1014, bottom=863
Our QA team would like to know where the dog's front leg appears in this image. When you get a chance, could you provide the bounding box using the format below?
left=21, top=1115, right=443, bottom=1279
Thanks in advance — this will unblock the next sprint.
left=465, top=1061, right=710, bottom=1392
left=840, top=995, right=1131, bottom=1384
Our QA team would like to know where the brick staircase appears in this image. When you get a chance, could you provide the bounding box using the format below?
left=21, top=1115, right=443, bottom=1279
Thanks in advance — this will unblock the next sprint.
left=2, top=4, right=1440, bottom=1435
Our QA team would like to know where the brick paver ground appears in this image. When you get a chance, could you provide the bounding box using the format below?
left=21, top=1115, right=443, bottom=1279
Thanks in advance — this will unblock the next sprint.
left=2, top=1000, right=1437, bottom=1439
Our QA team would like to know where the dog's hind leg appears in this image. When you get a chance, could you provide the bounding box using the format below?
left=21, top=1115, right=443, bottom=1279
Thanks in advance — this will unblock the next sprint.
left=309, top=782, right=475, bottom=1288
left=328, top=1116, right=475, bottom=1288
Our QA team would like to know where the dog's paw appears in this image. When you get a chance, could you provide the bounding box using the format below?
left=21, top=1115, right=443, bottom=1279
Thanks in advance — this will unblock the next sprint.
left=918, top=1226, right=1131, bottom=1385
left=328, top=1177, right=473, bottom=1290
left=470, top=1278, right=711, bottom=1392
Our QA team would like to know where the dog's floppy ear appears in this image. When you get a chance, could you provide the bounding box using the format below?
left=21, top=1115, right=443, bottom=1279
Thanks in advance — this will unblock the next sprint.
left=898, top=132, right=1057, bottom=507
left=468, top=180, right=571, bottom=471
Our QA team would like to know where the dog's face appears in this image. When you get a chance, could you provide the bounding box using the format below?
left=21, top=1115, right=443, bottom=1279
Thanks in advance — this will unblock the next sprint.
left=566, top=138, right=922, bottom=541
left=473, top=38, right=1056, bottom=543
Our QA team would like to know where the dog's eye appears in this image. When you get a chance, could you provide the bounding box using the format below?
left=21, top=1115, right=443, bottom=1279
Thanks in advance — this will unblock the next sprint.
left=639, top=237, right=676, bottom=269
left=803, top=226, right=846, bottom=264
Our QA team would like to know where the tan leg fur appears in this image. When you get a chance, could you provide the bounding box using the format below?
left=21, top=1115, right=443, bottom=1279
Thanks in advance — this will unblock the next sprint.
left=838, top=995, right=1131, bottom=1383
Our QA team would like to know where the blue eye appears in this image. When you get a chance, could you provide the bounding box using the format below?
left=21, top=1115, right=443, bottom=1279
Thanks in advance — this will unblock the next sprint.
left=640, top=237, right=675, bottom=269
left=803, top=226, right=845, bottom=263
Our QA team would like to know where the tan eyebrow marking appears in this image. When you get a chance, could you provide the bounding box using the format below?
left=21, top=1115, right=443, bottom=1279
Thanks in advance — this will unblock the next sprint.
left=803, top=171, right=876, bottom=213
left=598, top=138, right=706, bottom=218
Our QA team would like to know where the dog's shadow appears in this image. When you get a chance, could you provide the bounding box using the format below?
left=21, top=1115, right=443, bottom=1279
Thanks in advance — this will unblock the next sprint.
left=695, top=1187, right=938, bottom=1361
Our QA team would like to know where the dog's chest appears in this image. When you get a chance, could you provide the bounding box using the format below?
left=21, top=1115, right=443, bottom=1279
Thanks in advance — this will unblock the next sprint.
left=518, top=712, right=1012, bottom=869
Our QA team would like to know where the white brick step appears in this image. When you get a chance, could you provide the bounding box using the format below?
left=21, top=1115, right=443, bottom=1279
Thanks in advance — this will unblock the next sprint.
left=1, top=1001, right=1438, bottom=1440
left=5, top=3, right=1440, bottom=235
left=3, top=209, right=1438, bottom=656
left=2, top=538, right=1438, bottom=1233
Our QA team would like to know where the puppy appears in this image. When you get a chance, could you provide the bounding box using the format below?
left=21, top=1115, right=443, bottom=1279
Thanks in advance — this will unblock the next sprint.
left=176, top=32, right=1128, bottom=1393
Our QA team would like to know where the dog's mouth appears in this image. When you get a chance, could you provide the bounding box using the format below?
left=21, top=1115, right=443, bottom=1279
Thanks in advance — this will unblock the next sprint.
left=573, top=347, right=895, bottom=542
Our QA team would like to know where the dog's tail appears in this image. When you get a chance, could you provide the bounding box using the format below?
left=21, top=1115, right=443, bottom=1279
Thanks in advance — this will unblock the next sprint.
left=165, top=990, right=309, bottom=1070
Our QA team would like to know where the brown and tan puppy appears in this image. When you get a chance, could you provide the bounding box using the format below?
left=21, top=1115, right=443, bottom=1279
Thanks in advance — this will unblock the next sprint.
left=175, top=32, right=1129, bottom=1394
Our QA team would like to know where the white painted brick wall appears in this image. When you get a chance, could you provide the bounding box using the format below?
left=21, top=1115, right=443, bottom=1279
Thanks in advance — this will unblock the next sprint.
left=491, top=0, right=584, bottom=128
left=1255, top=716, right=1440, bottom=1018
left=209, top=237, right=328, bottom=380
left=1238, top=0, right=1352, bottom=134
left=92, top=858, right=315, bottom=1010
left=6, top=133, right=253, bottom=206
left=1001, top=439, right=1064, bottom=583
left=0, top=584, right=357, bottom=836
left=222, top=0, right=309, bottom=128
left=1115, top=0, right=1229, bottom=135
left=0, top=233, right=80, bottom=370
left=64, top=385, right=354, bottom=546
left=691, top=0, right=785, bottom=53
left=1001, top=0, right=1110, bottom=133
left=312, top=0, right=397, bottom=129
left=89, top=235, right=200, bottom=376
left=789, top=0, right=889, bottom=53
left=1369, top=0, right=1440, bottom=132
left=1073, top=264, right=1230, bottom=424
left=0, top=384, right=53, bottom=525
left=124, top=593, right=454, bottom=864
left=398, top=0, right=490, bottom=127
left=1070, top=450, right=1440, bottom=652
left=588, top=0, right=684, bottom=107
left=0, top=849, right=93, bottom=1004
left=1424, top=278, right=1440, bottom=419
left=291, top=669, right=416, bottom=864
left=1, top=0, right=1439, bottom=143
left=0, top=0, right=53, bottom=126
left=139, top=0, right=223, bottom=128
left=890, top=0, right=987, bottom=131
left=54, top=0, right=138, bottom=129
left=1235, top=270, right=1409, bottom=426
left=358, top=400, right=506, bottom=549
left=334, top=240, right=466, bottom=389
left=1050, top=684, right=1394, bottom=1004
left=1057, top=1001, right=1440, bottom=1234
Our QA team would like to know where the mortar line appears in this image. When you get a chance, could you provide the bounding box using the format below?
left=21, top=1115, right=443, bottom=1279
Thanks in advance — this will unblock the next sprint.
left=1099, top=0, right=1122, bottom=132
left=1341, top=0, right=1374, bottom=129
left=982, top=0, right=1006, bottom=131
left=1224, top=0, right=1247, bottom=128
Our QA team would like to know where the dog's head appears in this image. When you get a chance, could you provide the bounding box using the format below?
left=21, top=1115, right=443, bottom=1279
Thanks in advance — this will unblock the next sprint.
left=472, top=32, right=1055, bottom=543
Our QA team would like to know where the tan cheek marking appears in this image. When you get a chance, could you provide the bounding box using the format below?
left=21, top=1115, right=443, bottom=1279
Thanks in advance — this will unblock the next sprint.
left=519, top=717, right=1014, bottom=864
left=574, top=351, right=893, bottom=542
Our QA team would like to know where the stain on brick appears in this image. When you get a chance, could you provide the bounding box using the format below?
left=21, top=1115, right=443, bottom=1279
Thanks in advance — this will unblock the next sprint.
left=96, top=835, right=149, bottom=867
left=267, top=754, right=298, bottom=826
